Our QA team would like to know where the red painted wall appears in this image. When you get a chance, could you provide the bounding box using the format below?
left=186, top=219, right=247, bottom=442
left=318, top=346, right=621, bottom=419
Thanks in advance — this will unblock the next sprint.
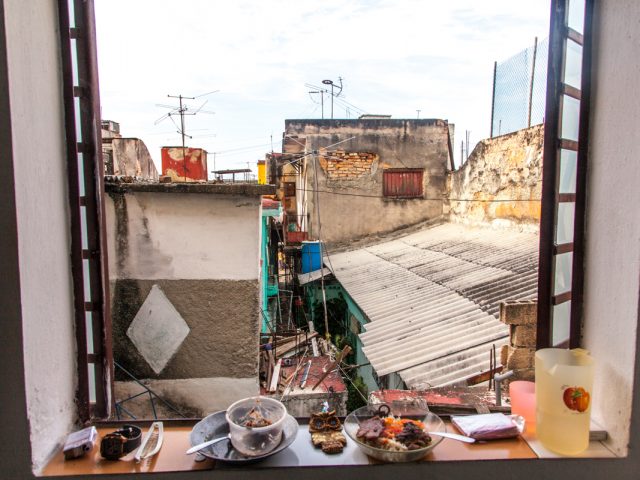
left=161, top=147, right=208, bottom=182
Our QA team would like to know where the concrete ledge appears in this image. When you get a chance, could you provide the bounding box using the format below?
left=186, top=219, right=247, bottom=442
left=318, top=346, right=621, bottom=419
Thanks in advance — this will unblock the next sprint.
left=105, top=180, right=275, bottom=196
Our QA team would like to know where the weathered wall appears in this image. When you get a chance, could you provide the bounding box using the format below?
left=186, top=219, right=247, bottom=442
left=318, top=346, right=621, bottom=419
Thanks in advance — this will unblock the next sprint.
left=285, top=119, right=449, bottom=245
left=112, top=279, right=259, bottom=379
left=161, top=146, right=208, bottom=182
left=111, top=137, right=159, bottom=180
left=4, top=0, right=78, bottom=473
left=104, top=188, right=262, bottom=414
left=105, top=191, right=261, bottom=281
left=449, top=125, right=543, bottom=230
left=114, top=377, right=258, bottom=417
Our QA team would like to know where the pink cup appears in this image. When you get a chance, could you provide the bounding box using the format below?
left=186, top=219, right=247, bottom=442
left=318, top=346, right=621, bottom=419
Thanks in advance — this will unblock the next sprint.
left=509, top=381, right=536, bottom=430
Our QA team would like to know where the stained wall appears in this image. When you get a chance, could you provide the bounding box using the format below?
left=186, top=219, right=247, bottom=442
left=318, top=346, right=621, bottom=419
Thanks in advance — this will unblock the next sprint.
left=285, top=118, right=450, bottom=246
left=448, top=124, right=543, bottom=230
left=104, top=185, right=265, bottom=415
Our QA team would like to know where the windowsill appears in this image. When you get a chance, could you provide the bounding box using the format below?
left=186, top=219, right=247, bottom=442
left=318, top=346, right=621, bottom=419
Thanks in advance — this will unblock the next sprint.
left=42, top=419, right=544, bottom=476
left=521, top=422, right=618, bottom=459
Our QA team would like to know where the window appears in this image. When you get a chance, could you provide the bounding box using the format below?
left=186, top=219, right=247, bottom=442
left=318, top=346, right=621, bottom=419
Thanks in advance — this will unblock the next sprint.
left=283, top=182, right=296, bottom=197
left=10, top=0, right=628, bottom=478
left=383, top=169, right=424, bottom=198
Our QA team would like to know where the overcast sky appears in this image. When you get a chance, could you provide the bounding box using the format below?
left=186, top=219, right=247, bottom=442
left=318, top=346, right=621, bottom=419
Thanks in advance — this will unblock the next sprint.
left=94, top=0, right=550, bottom=174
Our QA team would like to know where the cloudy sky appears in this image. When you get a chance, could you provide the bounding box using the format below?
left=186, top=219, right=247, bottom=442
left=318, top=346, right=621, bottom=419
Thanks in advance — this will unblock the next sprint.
left=94, top=0, right=550, bottom=174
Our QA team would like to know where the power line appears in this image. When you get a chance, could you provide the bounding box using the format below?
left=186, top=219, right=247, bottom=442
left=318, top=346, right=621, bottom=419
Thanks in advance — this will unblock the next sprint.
left=297, top=187, right=541, bottom=202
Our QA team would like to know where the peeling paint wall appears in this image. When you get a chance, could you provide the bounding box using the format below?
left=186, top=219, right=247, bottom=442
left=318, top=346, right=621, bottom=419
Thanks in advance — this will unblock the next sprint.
left=161, top=146, right=208, bottom=182
left=105, top=191, right=262, bottom=414
left=285, top=119, right=449, bottom=245
left=449, top=125, right=543, bottom=230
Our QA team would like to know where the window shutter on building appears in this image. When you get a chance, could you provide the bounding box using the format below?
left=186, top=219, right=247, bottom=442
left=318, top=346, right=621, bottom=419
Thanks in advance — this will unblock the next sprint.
left=383, top=169, right=424, bottom=198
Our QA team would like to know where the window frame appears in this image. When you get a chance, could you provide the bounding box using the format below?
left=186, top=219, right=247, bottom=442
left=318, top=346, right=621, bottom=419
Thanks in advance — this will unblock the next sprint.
left=58, top=0, right=113, bottom=421
left=537, top=0, right=594, bottom=349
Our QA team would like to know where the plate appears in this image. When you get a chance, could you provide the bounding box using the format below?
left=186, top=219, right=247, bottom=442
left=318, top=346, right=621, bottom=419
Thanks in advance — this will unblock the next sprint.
left=189, top=411, right=299, bottom=464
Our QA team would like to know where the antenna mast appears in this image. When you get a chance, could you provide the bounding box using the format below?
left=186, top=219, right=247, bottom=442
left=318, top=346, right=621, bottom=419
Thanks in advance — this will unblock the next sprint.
left=155, top=90, right=218, bottom=181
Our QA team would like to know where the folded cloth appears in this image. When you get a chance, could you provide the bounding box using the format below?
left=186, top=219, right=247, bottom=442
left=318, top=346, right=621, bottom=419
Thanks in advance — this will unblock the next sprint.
left=451, top=413, right=521, bottom=440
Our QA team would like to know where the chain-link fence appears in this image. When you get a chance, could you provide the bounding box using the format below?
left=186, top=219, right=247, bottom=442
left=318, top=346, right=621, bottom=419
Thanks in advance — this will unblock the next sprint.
left=491, top=37, right=549, bottom=138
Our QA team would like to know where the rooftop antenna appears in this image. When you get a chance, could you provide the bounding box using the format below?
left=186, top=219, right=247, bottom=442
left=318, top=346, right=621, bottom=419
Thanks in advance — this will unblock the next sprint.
left=308, top=90, right=325, bottom=119
left=321, top=76, right=343, bottom=119
left=155, top=90, right=218, bottom=180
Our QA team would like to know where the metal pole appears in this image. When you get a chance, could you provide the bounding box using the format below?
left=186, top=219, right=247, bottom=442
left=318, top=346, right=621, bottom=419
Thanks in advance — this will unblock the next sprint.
left=179, top=95, right=186, bottom=181
left=321, top=91, right=324, bottom=119
left=490, top=61, right=497, bottom=138
left=528, top=37, right=539, bottom=128
left=330, top=84, right=334, bottom=119
left=311, top=151, right=330, bottom=340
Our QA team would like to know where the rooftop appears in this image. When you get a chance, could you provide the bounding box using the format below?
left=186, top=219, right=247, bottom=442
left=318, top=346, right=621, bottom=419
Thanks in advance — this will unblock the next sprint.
left=328, top=222, right=539, bottom=388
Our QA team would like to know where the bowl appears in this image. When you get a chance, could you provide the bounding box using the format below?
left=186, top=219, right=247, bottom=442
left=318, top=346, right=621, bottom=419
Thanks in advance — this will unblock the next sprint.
left=225, top=396, right=287, bottom=457
left=344, top=403, right=446, bottom=462
left=189, top=410, right=299, bottom=464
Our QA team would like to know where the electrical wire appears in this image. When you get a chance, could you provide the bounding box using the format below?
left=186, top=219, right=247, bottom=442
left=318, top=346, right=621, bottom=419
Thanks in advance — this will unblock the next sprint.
left=337, top=364, right=368, bottom=404
left=297, top=186, right=541, bottom=202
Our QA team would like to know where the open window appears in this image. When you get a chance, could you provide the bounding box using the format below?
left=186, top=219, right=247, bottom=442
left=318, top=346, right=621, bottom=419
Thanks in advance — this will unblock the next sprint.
left=17, top=0, right=636, bottom=477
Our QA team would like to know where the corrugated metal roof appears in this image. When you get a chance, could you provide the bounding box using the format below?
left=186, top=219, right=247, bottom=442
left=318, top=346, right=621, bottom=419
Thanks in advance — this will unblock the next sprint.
left=328, top=223, right=539, bottom=388
left=297, top=268, right=332, bottom=285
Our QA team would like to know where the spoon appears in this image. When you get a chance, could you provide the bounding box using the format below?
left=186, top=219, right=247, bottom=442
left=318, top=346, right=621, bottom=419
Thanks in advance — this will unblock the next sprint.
left=186, top=434, right=231, bottom=455
left=427, top=431, right=475, bottom=443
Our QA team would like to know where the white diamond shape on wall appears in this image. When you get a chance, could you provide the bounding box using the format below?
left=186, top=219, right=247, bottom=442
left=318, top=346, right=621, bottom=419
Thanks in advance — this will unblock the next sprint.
left=127, top=284, right=190, bottom=374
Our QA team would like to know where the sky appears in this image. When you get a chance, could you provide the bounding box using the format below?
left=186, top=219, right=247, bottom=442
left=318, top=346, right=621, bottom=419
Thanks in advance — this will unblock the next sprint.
left=94, top=0, right=551, bottom=175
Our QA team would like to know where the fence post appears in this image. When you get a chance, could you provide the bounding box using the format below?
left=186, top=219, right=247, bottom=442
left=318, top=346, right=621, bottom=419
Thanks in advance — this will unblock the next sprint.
left=528, top=37, right=538, bottom=128
left=490, top=61, right=497, bottom=138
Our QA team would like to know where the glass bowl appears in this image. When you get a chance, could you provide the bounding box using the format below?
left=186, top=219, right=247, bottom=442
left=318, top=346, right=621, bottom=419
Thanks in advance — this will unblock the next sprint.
left=225, top=396, right=287, bottom=457
left=344, top=403, right=446, bottom=462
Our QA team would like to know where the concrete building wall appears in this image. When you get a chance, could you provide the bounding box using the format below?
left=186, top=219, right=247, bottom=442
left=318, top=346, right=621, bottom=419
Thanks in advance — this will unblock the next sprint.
left=105, top=189, right=263, bottom=415
left=449, top=124, right=543, bottom=230
left=105, top=191, right=261, bottom=281
left=581, top=0, right=640, bottom=456
left=285, top=119, right=449, bottom=246
left=3, top=0, right=78, bottom=472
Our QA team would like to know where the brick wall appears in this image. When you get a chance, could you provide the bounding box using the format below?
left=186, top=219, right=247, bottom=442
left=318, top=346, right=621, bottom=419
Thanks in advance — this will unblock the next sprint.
left=318, top=150, right=378, bottom=180
left=499, top=300, right=537, bottom=381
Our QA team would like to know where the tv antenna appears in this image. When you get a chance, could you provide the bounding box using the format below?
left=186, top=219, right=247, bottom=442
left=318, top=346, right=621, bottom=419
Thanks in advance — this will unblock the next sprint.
left=322, top=77, right=342, bottom=119
left=307, top=89, right=325, bottom=119
left=154, top=90, right=218, bottom=180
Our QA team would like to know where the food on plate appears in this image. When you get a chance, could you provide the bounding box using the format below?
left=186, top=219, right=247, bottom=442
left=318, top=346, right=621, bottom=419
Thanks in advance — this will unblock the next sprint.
left=563, top=387, right=591, bottom=412
left=239, top=406, right=273, bottom=428
left=356, top=415, right=432, bottom=451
